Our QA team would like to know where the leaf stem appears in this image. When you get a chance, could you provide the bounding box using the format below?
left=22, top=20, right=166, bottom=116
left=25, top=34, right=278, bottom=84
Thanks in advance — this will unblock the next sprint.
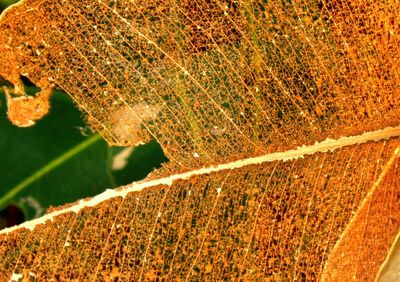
left=0, top=134, right=102, bottom=209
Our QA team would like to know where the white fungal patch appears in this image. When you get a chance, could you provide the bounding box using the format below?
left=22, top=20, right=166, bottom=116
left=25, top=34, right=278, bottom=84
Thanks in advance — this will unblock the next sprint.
left=8, top=273, right=22, bottom=282
left=112, top=147, right=135, bottom=170
left=210, top=126, right=226, bottom=137
left=110, top=103, right=162, bottom=144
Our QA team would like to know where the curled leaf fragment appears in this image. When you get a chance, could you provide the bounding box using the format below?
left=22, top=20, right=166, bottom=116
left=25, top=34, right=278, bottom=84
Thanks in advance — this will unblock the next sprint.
left=4, top=81, right=52, bottom=127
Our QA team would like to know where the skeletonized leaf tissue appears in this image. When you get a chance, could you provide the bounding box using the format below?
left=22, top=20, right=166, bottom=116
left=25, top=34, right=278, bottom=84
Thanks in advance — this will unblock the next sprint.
left=0, top=0, right=400, bottom=281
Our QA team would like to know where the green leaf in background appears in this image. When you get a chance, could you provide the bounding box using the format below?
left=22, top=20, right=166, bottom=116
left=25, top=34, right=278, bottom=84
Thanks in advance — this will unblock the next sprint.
left=0, top=86, right=168, bottom=227
left=0, top=0, right=16, bottom=11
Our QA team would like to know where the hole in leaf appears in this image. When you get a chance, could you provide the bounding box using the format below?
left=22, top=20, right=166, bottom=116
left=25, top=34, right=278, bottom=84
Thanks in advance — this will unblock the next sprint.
left=112, top=140, right=169, bottom=183
left=0, top=76, right=14, bottom=88
left=0, top=90, right=168, bottom=227
left=0, top=204, right=24, bottom=229
left=19, top=75, right=41, bottom=96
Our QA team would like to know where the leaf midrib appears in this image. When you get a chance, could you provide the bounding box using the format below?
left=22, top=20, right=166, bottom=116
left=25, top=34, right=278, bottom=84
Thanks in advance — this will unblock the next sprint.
left=1, top=125, right=400, bottom=234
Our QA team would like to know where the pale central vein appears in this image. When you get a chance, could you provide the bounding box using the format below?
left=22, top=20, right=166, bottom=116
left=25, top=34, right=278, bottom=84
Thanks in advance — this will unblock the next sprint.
left=1, top=125, right=400, bottom=234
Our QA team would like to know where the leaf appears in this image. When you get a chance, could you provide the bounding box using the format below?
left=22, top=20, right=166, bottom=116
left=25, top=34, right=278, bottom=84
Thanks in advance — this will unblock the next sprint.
left=1, top=138, right=400, bottom=281
left=0, top=0, right=399, bottom=281
left=1, top=0, right=399, bottom=167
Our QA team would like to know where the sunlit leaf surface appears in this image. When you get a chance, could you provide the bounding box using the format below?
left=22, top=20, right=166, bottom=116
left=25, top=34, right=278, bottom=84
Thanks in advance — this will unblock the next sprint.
left=0, top=0, right=399, bottom=280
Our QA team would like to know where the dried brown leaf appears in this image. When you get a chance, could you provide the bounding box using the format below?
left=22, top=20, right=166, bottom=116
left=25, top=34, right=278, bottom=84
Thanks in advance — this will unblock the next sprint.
left=1, top=0, right=400, bottom=281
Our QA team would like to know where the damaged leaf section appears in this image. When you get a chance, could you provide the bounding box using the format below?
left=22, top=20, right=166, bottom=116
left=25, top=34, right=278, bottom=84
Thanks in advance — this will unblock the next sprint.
left=1, top=0, right=400, bottom=167
left=0, top=2, right=54, bottom=126
left=4, top=82, right=51, bottom=127
left=1, top=140, right=400, bottom=280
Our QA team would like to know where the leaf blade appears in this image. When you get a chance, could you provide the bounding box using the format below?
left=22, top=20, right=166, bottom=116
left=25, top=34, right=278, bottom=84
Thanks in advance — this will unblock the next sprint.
left=1, top=138, right=400, bottom=280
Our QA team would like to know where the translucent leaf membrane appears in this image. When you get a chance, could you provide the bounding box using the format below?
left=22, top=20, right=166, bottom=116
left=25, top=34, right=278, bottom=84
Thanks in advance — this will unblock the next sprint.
left=1, top=140, right=399, bottom=281
left=1, top=0, right=399, bottom=168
